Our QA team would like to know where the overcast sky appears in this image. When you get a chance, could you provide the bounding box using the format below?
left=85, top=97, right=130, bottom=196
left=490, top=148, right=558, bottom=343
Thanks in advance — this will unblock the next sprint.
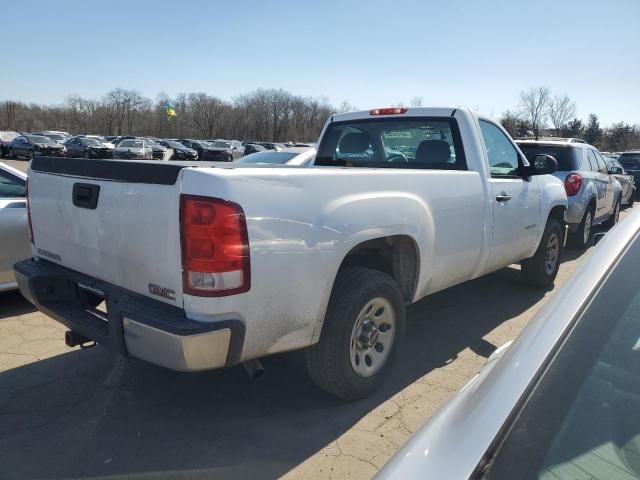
left=2, top=0, right=638, bottom=126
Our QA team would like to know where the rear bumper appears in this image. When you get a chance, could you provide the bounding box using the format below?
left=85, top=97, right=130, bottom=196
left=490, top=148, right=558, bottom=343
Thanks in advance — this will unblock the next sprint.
left=13, top=258, right=245, bottom=372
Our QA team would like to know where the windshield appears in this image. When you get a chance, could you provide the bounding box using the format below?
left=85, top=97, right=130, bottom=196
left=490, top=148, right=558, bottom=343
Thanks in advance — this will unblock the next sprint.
left=43, top=134, right=65, bottom=141
left=164, top=140, right=185, bottom=149
left=119, top=140, right=143, bottom=148
left=517, top=144, right=583, bottom=171
left=485, top=235, right=640, bottom=480
left=213, top=141, right=232, bottom=148
left=81, top=138, right=101, bottom=146
left=315, top=117, right=465, bottom=169
left=620, top=153, right=640, bottom=168
left=0, top=131, right=19, bottom=141
left=238, top=151, right=298, bottom=164
left=28, top=135, right=56, bottom=145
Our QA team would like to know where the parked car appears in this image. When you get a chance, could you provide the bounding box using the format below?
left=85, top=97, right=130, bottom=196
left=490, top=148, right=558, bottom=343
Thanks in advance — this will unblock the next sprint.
left=33, top=130, right=72, bottom=145
left=0, top=131, right=19, bottom=157
left=606, top=158, right=635, bottom=207
left=243, top=143, right=267, bottom=156
left=158, top=140, right=198, bottom=160
left=0, top=162, right=29, bottom=292
left=237, top=147, right=315, bottom=166
left=79, top=135, right=116, bottom=150
left=64, top=136, right=113, bottom=159
left=517, top=138, right=622, bottom=249
left=206, top=140, right=245, bottom=161
left=618, top=150, right=640, bottom=195
left=111, top=138, right=154, bottom=160
left=378, top=207, right=640, bottom=480
left=16, top=107, right=567, bottom=400
left=177, top=139, right=220, bottom=161
left=7, top=134, right=66, bottom=160
left=144, top=139, right=171, bottom=160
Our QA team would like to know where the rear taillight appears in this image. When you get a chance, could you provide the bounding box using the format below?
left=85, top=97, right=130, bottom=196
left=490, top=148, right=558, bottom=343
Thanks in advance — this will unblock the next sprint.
left=26, top=179, right=34, bottom=243
left=369, top=107, right=408, bottom=115
left=180, top=194, right=250, bottom=296
left=564, top=173, right=583, bottom=196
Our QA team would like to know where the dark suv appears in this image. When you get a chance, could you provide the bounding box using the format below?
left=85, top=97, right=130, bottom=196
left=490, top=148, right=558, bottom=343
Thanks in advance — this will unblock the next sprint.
left=618, top=151, right=640, bottom=196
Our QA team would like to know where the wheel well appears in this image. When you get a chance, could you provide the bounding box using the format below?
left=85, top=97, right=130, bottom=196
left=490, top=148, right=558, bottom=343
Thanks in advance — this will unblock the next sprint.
left=548, top=205, right=566, bottom=224
left=338, top=235, right=419, bottom=302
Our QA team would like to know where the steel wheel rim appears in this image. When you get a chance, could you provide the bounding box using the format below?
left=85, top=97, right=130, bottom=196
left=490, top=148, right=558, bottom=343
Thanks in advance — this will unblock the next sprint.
left=545, top=233, right=560, bottom=275
left=349, top=297, right=396, bottom=378
left=583, top=211, right=592, bottom=244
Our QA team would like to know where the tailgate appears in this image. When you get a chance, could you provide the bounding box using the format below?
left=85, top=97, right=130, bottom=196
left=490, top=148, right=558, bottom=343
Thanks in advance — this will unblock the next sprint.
left=28, top=157, right=192, bottom=307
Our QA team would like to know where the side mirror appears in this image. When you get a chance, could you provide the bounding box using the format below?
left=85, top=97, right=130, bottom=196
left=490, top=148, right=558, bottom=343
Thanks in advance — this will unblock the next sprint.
left=528, top=154, right=558, bottom=176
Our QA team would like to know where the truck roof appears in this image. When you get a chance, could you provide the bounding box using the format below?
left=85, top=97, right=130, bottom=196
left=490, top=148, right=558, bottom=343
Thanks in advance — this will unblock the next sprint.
left=330, top=106, right=460, bottom=123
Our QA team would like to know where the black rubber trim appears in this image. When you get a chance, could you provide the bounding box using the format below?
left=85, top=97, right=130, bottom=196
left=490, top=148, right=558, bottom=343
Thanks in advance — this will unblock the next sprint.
left=31, top=156, right=200, bottom=185
left=14, top=258, right=245, bottom=366
left=450, top=108, right=457, bottom=117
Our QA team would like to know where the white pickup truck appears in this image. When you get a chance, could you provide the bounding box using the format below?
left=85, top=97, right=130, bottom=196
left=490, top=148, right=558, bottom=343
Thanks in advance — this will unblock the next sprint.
left=15, top=107, right=567, bottom=399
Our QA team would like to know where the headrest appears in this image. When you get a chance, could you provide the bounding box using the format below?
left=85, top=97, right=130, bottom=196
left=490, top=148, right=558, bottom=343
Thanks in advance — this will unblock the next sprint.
left=415, top=140, right=451, bottom=163
left=340, top=132, right=370, bottom=154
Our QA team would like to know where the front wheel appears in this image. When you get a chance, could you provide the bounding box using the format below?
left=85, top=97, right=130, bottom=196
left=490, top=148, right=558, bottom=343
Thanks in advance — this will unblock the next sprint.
left=305, top=267, right=406, bottom=400
left=521, top=218, right=563, bottom=289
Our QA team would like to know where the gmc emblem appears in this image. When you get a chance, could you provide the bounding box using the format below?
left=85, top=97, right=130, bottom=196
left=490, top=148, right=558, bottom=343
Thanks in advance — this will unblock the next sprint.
left=148, top=283, right=176, bottom=301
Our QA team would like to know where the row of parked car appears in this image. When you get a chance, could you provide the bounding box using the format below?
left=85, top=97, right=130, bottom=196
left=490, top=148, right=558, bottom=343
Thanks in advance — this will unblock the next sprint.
left=0, top=129, right=315, bottom=163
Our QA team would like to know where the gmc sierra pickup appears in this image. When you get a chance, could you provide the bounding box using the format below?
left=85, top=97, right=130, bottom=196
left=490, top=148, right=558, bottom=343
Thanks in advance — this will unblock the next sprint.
left=15, top=107, right=567, bottom=399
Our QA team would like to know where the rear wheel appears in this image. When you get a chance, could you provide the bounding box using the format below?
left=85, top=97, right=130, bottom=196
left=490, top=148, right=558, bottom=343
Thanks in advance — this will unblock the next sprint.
left=521, top=218, right=563, bottom=289
left=305, top=267, right=406, bottom=400
left=570, top=206, right=594, bottom=250
left=604, top=198, right=621, bottom=229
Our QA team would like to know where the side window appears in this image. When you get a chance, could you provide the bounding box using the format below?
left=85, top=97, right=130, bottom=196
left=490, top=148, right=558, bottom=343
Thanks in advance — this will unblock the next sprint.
left=593, top=150, right=609, bottom=173
left=587, top=150, right=599, bottom=172
left=0, top=170, right=26, bottom=198
left=584, top=149, right=596, bottom=171
left=479, top=120, right=520, bottom=177
left=593, top=150, right=607, bottom=173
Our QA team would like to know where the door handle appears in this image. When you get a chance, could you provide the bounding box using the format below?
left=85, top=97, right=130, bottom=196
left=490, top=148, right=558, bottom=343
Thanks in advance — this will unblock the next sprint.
left=496, top=192, right=512, bottom=202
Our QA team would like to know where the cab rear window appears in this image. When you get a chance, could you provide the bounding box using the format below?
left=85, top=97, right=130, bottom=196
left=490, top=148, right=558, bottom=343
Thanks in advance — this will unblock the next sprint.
left=315, top=117, right=466, bottom=170
left=517, top=144, right=582, bottom=171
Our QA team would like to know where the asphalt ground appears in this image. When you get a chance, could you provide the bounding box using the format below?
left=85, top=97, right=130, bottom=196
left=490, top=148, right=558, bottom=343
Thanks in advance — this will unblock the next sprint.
left=0, top=156, right=630, bottom=479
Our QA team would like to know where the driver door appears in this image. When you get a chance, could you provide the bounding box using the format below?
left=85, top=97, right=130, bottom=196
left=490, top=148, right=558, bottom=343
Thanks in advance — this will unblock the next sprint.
left=479, top=120, right=541, bottom=272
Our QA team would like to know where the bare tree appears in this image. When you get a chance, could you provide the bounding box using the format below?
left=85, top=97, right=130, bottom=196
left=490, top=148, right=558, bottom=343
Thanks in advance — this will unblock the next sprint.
left=519, top=86, right=551, bottom=139
left=547, top=94, right=576, bottom=135
left=499, top=109, right=521, bottom=137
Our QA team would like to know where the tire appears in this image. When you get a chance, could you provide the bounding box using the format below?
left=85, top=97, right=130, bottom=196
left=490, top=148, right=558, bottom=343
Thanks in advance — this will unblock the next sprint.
left=31, top=150, right=36, bottom=161
left=521, top=218, right=563, bottom=289
left=8, top=148, right=15, bottom=159
left=603, top=198, right=621, bottom=229
left=569, top=205, right=594, bottom=250
left=305, top=267, right=406, bottom=400
left=84, top=150, right=90, bottom=159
